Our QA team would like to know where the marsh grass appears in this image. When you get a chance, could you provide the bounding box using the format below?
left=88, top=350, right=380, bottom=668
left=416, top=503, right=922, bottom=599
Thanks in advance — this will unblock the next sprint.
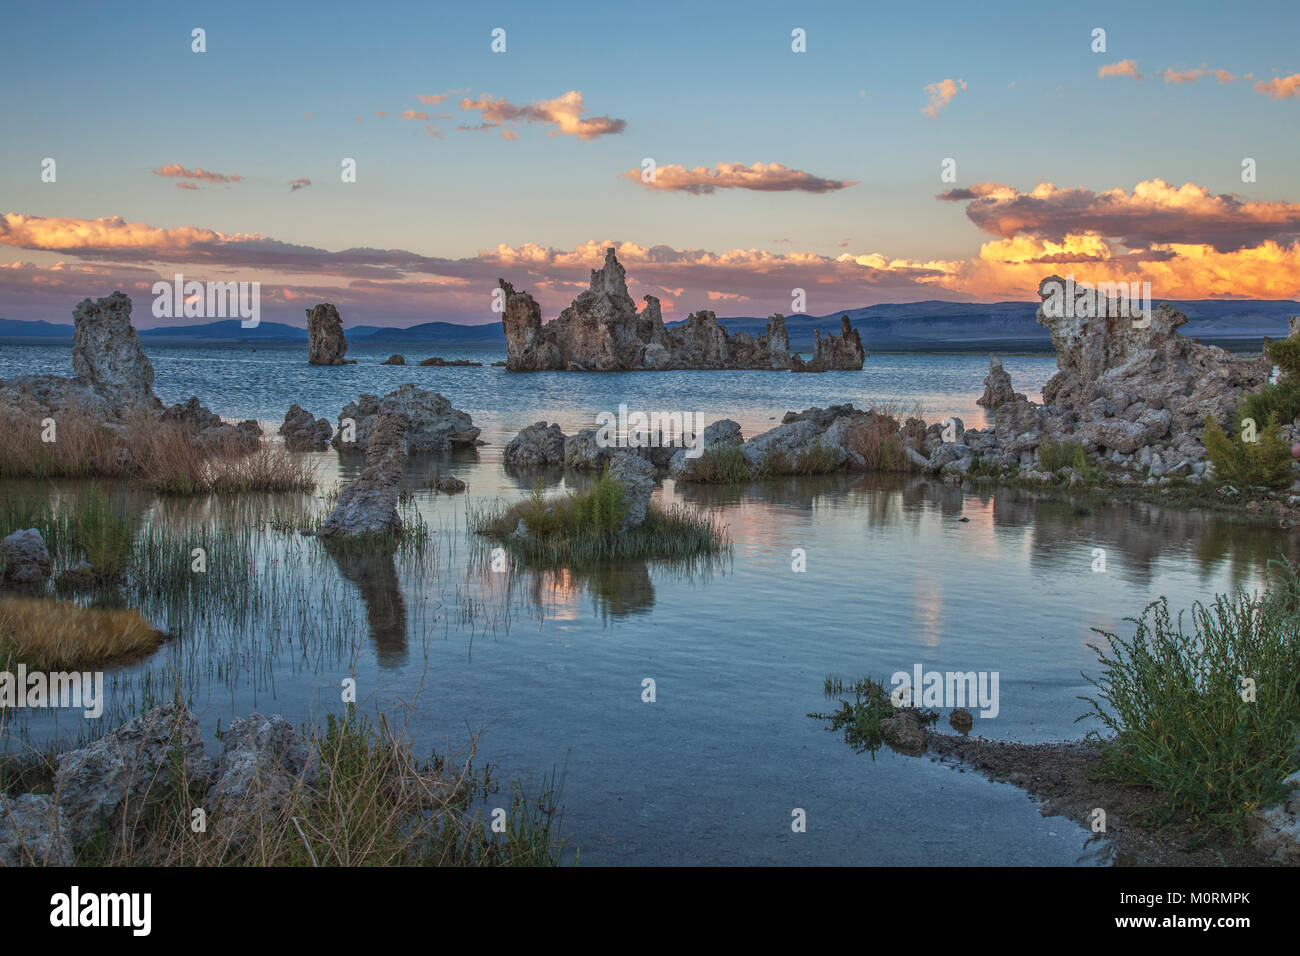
left=844, top=415, right=917, bottom=472
left=20, top=703, right=569, bottom=867
left=0, top=597, right=167, bottom=669
left=1038, top=438, right=1106, bottom=483
left=0, top=404, right=314, bottom=495
left=810, top=674, right=938, bottom=758
left=1079, top=558, right=1300, bottom=835
left=472, top=475, right=726, bottom=566
left=683, top=444, right=753, bottom=483
left=755, top=441, right=842, bottom=478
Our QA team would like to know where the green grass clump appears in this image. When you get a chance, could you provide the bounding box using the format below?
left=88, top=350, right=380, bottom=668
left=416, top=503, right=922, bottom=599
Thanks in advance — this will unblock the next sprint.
left=1037, top=438, right=1105, bottom=483
left=809, top=674, right=938, bottom=758
left=473, top=472, right=726, bottom=566
left=684, top=444, right=754, bottom=483
left=1079, top=559, right=1300, bottom=835
left=1202, top=412, right=1292, bottom=490
left=754, top=441, right=842, bottom=478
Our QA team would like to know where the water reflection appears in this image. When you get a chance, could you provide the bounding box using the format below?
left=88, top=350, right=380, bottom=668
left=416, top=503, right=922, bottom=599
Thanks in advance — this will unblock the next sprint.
left=325, top=543, right=408, bottom=667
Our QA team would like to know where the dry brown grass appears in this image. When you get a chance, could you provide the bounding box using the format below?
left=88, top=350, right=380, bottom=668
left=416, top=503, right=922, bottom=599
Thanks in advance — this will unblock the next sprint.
left=845, top=413, right=919, bottom=472
left=0, top=597, right=167, bottom=669
left=0, top=404, right=315, bottom=495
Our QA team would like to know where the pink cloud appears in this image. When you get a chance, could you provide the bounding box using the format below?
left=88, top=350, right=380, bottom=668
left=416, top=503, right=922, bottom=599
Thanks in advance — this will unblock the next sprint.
left=622, top=161, right=856, bottom=195
left=1098, top=59, right=1141, bottom=80
left=1254, top=73, right=1300, bottom=99
left=151, top=163, right=242, bottom=185
left=458, top=90, right=626, bottom=139
left=921, top=78, right=966, bottom=118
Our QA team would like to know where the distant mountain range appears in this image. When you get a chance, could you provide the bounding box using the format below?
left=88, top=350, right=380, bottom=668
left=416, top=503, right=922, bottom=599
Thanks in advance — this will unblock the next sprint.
left=2, top=299, right=1296, bottom=352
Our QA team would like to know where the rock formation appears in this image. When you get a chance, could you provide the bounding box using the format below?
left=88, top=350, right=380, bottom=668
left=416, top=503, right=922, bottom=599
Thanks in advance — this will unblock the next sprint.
left=419, top=356, right=482, bottom=367
left=607, top=453, right=656, bottom=529
left=791, top=316, right=867, bottom=372
left=0, top=292, right=158, bottom=419
left=318, top=413, right=408, bottom=537
left=306, top=303, right=352, bottom=365
left=0, top=529, right=52, bottom=586
left=976, top=356, right=1025, bottom=408
left=1035, top=275, right=1270, bottom=433
left=333, top=385, right=480, bottom=454
left=279, top=403, right=333, bottom=450
left=504, top=422, right=567, bottom=466
left=501, top=248, right=838, bottom=371
left=161, top=396, right=261, bottom=452
left=381, top=354, right=406, bottom=365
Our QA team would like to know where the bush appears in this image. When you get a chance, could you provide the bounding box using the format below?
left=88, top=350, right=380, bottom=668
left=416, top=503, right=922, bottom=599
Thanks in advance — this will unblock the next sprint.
left=1080, top=561, right=1300, bottom=834
left=1037, top=439, right=1105, bottom=483
left=1202, top=413, right=1292, bottom=489
left=1238, top=378, right=1300, bottom=433
left=473, top=471, right=726, bottom=566
left=844, top=416, right=918, bottom=472
left=686, top=445, right=754, bottom=483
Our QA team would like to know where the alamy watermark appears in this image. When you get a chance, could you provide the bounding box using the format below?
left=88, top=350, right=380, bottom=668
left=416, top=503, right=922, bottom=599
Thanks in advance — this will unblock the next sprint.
left=0, top=665, right=104, bottom=719
left=1040, top=275, right=1152, bottom=327
left=890, top=664, right=999, bottom=718
left=152, top=273, right=260, bottom=328
left=594, top=404, right=705, bottom=458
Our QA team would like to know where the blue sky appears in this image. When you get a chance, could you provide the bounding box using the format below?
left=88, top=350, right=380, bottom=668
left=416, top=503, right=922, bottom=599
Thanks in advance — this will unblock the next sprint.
left=2, top=0, right=1298, bottom=325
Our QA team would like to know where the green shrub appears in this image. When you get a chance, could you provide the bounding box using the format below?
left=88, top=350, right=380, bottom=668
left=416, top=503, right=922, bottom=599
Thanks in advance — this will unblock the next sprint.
left=1080, top=561, right=1300, bottom=834
left=683, top=444, right=754, bottom=484
left=1239, top=378, right=1300, bottom=433
left=1202, top=413, right=1292, bottom=489
left=1037, top=439, right=1105, bottom=483
left=1267, top=336, right=1300, bottom=378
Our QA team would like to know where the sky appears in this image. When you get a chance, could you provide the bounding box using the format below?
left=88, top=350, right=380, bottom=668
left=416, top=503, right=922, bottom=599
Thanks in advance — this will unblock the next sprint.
left=1, top=0, right=1299, bottom=328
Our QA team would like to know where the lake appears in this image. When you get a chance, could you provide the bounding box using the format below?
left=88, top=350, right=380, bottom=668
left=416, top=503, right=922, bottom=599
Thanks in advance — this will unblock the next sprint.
left=0, top=341, right=1288, bottom=865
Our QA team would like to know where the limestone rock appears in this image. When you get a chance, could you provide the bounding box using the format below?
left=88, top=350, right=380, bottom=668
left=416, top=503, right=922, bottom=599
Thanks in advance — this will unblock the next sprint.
left=504, top=422, right=567, bottom=467
left=606, top=452, right=656, bottom=530
left=0, top=794, right=73, bottom=866
left=54, top=702, right=208, bottom=846
left=279, top=403, right=333, bottom=451
left=500, top=249, right=799, bottom=371
left=0, top=528, right=52, bottom=585
left=306, top=303, right=351, bottom=365
left=668, top=419, right=745, bottom=480
left=977, top=356, right=1025, bottom=408
left=319, top=413, right=408, bottom=538
left=206, top=714, right=316, bottom=846
left=71, top=292, right=156, bottom=409
left=791, top=316, right=866, bottom=372
left=334, top=385, right=479, bottom=454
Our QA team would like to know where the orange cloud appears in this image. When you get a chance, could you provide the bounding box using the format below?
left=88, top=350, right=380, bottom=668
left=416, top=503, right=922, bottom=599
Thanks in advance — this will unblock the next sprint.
left=401, top=109, right=429, bottom=120
left=1254, top=73, right=1300, bottom=99
left=938, top=179, right=1300, bottom=252
left=1098, top=59, right=1141, bottom=80
left=622, top=162, right=856, bottom=195
left=458, top=90, right=626, bottom=139
left=921, top=78, right=966, bottom=118
left=151, top=164, right=242, bottom=185
left=289, top=178, right=311, bottom=192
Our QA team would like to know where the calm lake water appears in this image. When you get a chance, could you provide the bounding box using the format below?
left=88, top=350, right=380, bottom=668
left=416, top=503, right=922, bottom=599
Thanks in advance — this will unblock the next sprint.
left=1, top=341, right=1289, bottom=865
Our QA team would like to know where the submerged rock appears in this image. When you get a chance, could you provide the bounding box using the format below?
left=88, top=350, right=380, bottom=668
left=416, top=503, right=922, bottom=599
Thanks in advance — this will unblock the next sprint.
left=607, top=452, right=656, bottom=530
left=0, top=528, right=52, bottom=585
left=880, top=711, right=927, bottom=756
left=976, top=357, right=1024, bottom=408
left=334, top=384, right=480, bottom=454
left=504, top=422, right=567, bottom=466
left=306, top=303, right=352, bottom=365
left=279, top=403, right=333, bottom=451
left=319, top=413, right=408, bottom=538
left=500, top=249, right=816, bottom=371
